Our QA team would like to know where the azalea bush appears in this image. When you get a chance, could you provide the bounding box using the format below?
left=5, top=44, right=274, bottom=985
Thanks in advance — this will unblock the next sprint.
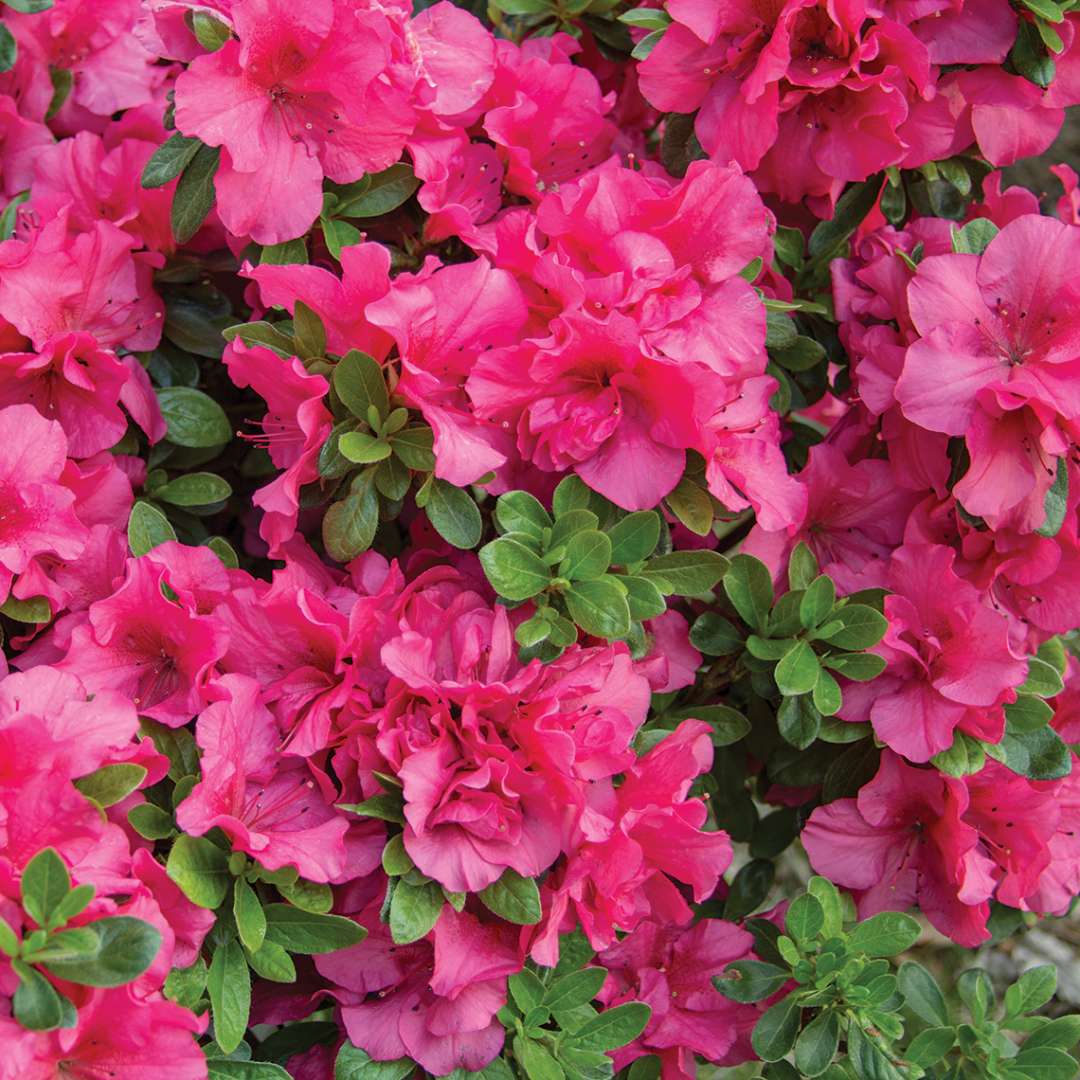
left=3, top=0, right=1080, bottom=1077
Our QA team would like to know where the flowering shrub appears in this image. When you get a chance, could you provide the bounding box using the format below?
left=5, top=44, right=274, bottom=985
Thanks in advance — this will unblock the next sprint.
left=1, top=0, right=1080, bottom=1077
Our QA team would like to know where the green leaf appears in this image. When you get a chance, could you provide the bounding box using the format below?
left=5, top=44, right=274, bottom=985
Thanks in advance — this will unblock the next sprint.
left=800, top=575, right=836, bottom=629
left=207, top=939, right=250, bottom=1054
left=166, top=834, right=232, bottom=909
left=388, top=425, right=435, bottom=471
left=951, top=218, right=999, bottom=255
left=566, top=1002, right=651, bottom=1052
left=128, top=500, right=178, bottom=557
left=479, top=537, right=551, bottom=601
left=899, top=961, right=950, bottom=1026
left=795, top=1011, right=839, bottom=1077
left=673, top=703, right=750, bottom=746
left=333, top=351, right=388, bottom=421
left=291, top=301, right=326, bottom=360
left=1022, top=0, right=1065, bottom=21
left=823, top=652, right=887, bottom=681
left=1036, top=457, right=1069, bottom=539
left=156, top=386, right=231, bottom=447
left=223, top=320, right=295, bottom=357
left=276, top=877, right=334, bottom=914
left=847, top=912, right=921, bottom=957
left=1024, top=1015, right=1080, bottom=1052
left=617, top=574, right=667, bottom=621
left=45, top=64, right=72, bottom=120
left=958, top=968, right=995, bottom=1025
left=1006, top=1047, right=1079, bottom=1080
left=513, top=1036, right=565, bottom=1080
left=21, top=848, right=71, bottom=928
left=322, top=472, right=379, bottom=562
left=233, top=877, right=266, bottom=953
left=388, top=880, right=443, bottom=945
left=127, top=803, right=173, bottom=842
left=607, top=511, right=661, bottom=564
left=808, top=877, right=844, bottom=938
left=426, top=479, right=482, bottom=550
left=847, top=1024, right=905, bottom=1080
left=208, top=1062, right=294, bottom=1080
left=495, top=491, right=551, bottom=540
left=808, top=174, right=885, bottom=260
left=322, top=217, right=362, bottom=260
left=723, top=859, right=774, bottom=921
left=812, top=668, right=843, bottom=717
left=560, top=530, right=612, bottom=581
left=818, top=604, right=888, bottom=650
left=25, top=926, right=99, bottom=964
left=245, top=940, right=296, bottom=983
left=1020, top=657, right=1066, bottom=698
left=752, top=993, right=801, bottom=1062
left=904, top=1027, right=955, bottom=1068
left=259, top=239, right=307, bottom=265
left=334, top=1043, right=414, bottom=1080
left=1006, top=966, right=1058, bottom=1018
left=477, top=869, right=542, bottom=925
left=689, top=613, right=743, bottom=655
left=713, top=960, right=790, bottom=1004
left=336, top=164, right=420, bottom=218
left=164, top=957, right=208, bottom=1009
left=775, top=641, right=822, bottom=696
left=932, top=731, right=986, bottom=778
left=263, top=905, right=366, bottom=954
left=564, top=578, right=631, bottom=639
left=508, top=967, right=546, bottom=1012
left=0, top=24, right=15, bottom=73
left=640, top=549, right=729, bottom=595
left=543, top=968, right=606, bottom=1010
left=13, top=964, right=69, bottom=1031
left=155, top=472, right=232, bottom=507
left=785, top=893, right=825, bottom=944
left=338, top=432, right=392, bottom=464
left=192, top=10, right=231, bottom=49
left=74, top=764, right=147, bottom=808
left=664, top=479, right=713, bottom=536
left=43, top=916, right=161, bottom=987
left=1011, top=17, right=1057, bottom=87
left=142, top=133, right=202, bottom=188
left=723, top=554, right=774, bottom=629
left=998, top=724, right=1072, bottom=780
left=171, top=142, right=221, bottom=244
left=0, top=593, right=50, bottom=623
left=338, top=794, right=405, bottom=824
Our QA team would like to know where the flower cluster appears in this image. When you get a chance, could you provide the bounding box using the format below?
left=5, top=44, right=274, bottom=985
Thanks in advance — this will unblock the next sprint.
left=0, top=0, right=1079, bottom=1076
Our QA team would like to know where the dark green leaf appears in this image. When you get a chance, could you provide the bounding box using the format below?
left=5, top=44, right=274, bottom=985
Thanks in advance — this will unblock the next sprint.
left=142, top=133, right=202, bottom=188
left=1037, top=457, right=1069, bottom=538
left=388, top=425, right=435, bottom=471
left=336, top=164, right=419, bottom=218
left=560, top=530, right=612, bottom=581
left=904, top=1027, right=955, bottom=1068
left=156, top=386, right=231, bottom=447
left=818, top=604, right=888, bottom=650
left=808, top=175, right=885, bottom=259
left=785, top=893, right=824, bottom=944
left=640, top=549, right=728, bottom=595
left=899, top=961, right=950, bottom=1026
left=495, top=491, right=551, bottom=540
left=998, top=724, right=1072, bottom=781
left=713, top=960, right=790, bottom=1004
left=426, top=479, right=482, bottom=549
left=208, top=1062, right=294, bottom=1080
left=171, top=143, right=220, bottom=244
left=259, top=239, right=307, bottom=265
left=543, top=968, right=606, bottom=1010
left=724, top=859, right=774, bottom=920
left=1020, top=657, right=1066, bottom=698
left=752, top=993, right=801, bottom=1062
left=723, top=554, right=773, bottom=629
left=478, top=869, right=542, bottom=925
left=43, top=916, right=161, bottom=987
left=775, top=641, right=822, bottom=696
left=795, top=1011, right=839, bottom=1077
left=322, top=473, right=379, bottom=562
left=689, top=613, right=743, bottom=655
left=389, top=880, right=443, bottom=945
left=13, top=964, right=69, bottom=1031
left=823, top=652, right=887, bottom=681
left=664, top=479, right=713, bottom=536
left=951, top=218, right=999, bottom=255
left=155, top=472, right=232, bottom=507
left=800, top=575, right=836, bottom=629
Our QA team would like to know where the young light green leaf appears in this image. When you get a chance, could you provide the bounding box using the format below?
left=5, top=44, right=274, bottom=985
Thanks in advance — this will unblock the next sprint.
left=1006, top=965, right=1058, bottom=1018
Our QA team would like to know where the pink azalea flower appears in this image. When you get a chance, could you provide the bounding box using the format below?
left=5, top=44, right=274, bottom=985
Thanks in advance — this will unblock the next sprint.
left=224, top=339, right=332, bottom=555
left=52, top=553, right=228, bottom=726
left=243, top=242, right=393, bottom=360
left=802, top=749, right=995, bottom=947
left=176, top=674, right=351, bottom=881
left=0, top=404, right=87, bottom=603
left=0, top=331, right=164, bottom=456
left=0, top=213, right=163, bottom=352
left=838, top=544, right=1026, bottom=762
left=173, top=0, right=416, bottom=243
left=0, top=95, right=52, bottom=198
left=597, top=918, right=762, bottom=1077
